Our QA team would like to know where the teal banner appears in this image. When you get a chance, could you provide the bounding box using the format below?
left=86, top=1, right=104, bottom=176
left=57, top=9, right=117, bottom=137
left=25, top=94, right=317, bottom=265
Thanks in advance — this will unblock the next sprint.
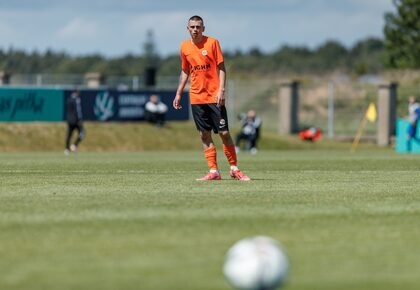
left=0, top=88, right=64, bottom=121
left=395, top=118, right=420, bottom=153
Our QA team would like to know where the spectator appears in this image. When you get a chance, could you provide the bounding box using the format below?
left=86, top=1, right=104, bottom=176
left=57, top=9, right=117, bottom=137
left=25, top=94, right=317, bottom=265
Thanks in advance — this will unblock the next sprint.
left=145, top=94, right=168, bottom=127
left=235, top=110, right=261, bottom=154
left=407, top=95, right=420, bottom=151
left=65, top=89, right=84, bottom=155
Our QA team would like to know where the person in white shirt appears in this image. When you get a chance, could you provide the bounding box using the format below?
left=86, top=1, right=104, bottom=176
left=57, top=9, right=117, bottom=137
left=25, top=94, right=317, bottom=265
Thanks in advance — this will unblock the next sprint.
left=145, top=94, right=168, bottom=127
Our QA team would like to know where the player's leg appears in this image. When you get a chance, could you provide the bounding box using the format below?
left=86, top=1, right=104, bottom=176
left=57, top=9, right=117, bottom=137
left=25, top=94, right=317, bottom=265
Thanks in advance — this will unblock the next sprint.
left=210, top=105, right=236, bottom=165
left=157, top=113, right=165, bottom=127
left=65, top=124, right=75, bottom=154
left=407, top=124, right=416, bottom=152
left=210, top=105, right=250, bottom=181
left=199, top=130, right=218, bottom=166
left=192, top=104, right=221, bottom=180
left=235, top=132, right=246, bottom=150
left=144, top=110, right=155, bottom=124
left=150, top=112, right=160, bottom=126
left=245, top=134, right=253, bottom=151
left=249, top=133, right=258, bottom=154
left=219, top=131, right=250, bottom=181
left=199, top=129, right=215, bottom=149
left=219, top=130, right=238, bottom=165
left=198, top=130, right=220, bottom=178
left=413, top=123, right=419, bottom=142
left=72, top=124, right=85, bottom=152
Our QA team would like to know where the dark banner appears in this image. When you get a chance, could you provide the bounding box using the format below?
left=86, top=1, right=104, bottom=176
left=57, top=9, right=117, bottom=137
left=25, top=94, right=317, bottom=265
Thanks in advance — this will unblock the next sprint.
left=64, top=90, right=189, bottom=122
left=0, top=88, right=64, bottom=121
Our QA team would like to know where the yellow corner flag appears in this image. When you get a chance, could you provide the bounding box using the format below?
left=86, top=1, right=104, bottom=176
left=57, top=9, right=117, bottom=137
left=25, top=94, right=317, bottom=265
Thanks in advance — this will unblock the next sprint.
left=365, top=102, right=377, bottom=122
left=351, top=102, right=377, bottom=152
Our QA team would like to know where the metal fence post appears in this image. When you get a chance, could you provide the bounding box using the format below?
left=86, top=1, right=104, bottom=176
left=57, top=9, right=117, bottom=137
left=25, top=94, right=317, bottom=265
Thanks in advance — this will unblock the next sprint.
left=36, top=74, right=42, bottom=86
left=85, top=73, right=106, bottom=89
left=132, top=76, right=140, bottom=90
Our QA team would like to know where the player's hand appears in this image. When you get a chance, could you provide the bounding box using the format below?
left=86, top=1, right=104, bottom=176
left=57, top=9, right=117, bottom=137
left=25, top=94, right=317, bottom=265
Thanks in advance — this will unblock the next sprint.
left=173, top=95, right=182, bottom=110
left=217, top=90, right=225, bottom=108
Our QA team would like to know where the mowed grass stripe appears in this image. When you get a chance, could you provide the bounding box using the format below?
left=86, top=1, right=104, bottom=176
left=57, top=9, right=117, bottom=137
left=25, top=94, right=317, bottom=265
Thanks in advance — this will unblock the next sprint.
left=0, top=150, right=420, bottom=290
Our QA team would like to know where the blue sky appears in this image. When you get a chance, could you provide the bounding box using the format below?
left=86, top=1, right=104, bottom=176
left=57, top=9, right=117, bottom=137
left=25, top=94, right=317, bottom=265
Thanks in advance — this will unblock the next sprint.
left=0, top=0, right=394, bottom=57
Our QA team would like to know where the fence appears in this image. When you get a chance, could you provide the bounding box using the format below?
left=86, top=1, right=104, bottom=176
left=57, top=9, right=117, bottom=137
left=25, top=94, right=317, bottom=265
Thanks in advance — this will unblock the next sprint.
left=2, top=73, right=420, bottom=136
left=227, top=76, right=420, bottom=137
left=8, top=74, right=179, bottom=91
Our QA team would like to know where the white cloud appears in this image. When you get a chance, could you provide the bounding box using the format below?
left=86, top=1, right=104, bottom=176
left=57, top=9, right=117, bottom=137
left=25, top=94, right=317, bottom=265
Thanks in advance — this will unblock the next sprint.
left=57, top=18, right=99, bottom=40
left=0, top=0, right=395, bottom=56
left=201, top=0, right=392, bottom=54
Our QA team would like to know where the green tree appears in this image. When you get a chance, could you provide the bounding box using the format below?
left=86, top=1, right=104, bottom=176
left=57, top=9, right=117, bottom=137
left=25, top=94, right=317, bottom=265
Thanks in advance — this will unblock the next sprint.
left=314, top=40, right=348, bottom=70
left=350, top=38, right=385, bottom=74
left=384, top=0, right=420, bottom=68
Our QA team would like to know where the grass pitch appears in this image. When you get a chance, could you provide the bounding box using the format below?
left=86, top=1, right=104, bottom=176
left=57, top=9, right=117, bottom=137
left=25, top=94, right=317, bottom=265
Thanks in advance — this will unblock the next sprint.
left=1, top=150, right=420, bottom=290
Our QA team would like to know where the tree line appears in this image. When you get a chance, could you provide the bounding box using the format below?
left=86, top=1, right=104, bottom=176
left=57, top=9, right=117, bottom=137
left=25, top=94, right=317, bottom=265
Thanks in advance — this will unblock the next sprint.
left=0, top=37, right=385, bottom=77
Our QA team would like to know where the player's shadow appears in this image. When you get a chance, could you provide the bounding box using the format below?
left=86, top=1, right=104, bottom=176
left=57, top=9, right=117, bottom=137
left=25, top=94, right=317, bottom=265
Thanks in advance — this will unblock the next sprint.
left=222, top=178, right=276, bottom=181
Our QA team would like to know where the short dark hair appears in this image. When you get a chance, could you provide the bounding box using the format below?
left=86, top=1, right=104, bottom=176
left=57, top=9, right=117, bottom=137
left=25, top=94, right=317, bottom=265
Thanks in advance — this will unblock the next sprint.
left=189, top=15, right=203, bottom=23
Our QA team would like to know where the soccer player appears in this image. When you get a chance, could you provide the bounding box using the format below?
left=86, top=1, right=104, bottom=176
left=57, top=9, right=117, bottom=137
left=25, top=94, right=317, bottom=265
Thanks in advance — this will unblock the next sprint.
left=65, top=89, right=85, bottom=155
left=173, top=15, right=250, bottom=181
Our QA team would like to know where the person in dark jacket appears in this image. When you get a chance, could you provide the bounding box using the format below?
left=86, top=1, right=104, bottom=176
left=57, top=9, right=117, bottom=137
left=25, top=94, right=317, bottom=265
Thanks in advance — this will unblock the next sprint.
left=65, top=90, right=84, bottom=154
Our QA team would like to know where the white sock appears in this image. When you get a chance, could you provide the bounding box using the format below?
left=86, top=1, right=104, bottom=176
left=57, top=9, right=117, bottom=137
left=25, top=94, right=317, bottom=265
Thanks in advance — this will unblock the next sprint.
left=210, top=169, right=219, bottom=173
left=230, top=166, right=239, bottom=171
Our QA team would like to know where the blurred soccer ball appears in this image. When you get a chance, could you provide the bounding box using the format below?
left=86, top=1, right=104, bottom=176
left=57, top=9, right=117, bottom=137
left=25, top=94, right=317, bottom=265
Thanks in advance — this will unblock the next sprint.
left=223, top=236, right=289, bottom=290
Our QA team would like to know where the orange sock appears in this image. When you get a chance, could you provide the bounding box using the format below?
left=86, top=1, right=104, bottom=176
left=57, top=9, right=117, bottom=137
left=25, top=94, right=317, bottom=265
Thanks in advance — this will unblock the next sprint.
left=223, top=144, right=237, bottom=166
left=204, top=147, right=218, bottom=171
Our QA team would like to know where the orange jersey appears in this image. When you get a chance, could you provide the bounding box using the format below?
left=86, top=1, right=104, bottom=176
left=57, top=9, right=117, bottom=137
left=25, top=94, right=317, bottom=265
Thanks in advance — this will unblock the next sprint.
left=180, top=36, right=224, bottom=104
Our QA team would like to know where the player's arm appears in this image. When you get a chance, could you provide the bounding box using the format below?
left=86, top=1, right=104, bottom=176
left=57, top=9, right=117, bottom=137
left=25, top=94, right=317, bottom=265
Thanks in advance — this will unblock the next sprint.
left=173, top=69, right=189, bottom=110
left=216, top=62, right=226, bottom=107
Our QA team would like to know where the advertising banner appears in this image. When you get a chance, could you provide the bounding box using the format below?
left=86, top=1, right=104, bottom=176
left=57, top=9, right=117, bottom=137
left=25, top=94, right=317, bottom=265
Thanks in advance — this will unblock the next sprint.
left=64, top=90, right=189, bottom=121
left=395, top=118, right=420, bottom=153
left=0, top=88, right=189, bottom=122
left=0, top=88, right=64, bottom=121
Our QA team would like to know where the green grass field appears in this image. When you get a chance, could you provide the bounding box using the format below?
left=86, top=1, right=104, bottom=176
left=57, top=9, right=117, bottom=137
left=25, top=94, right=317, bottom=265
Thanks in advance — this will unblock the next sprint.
left=1, top=150, right=420, bottom=290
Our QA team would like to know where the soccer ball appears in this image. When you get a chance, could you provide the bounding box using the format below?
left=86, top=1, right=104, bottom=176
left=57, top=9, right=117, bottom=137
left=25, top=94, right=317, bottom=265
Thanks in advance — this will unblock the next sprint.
left=223, top=236, right=289, bottom=290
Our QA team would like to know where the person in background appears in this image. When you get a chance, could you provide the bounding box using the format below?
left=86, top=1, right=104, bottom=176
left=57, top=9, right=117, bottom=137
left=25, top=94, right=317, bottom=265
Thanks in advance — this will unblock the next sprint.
left=235, top=110, right=261, bottom=154
left=172, top=15, right=250, bottom=181
left=144, top=94, right=168, bottom=128
left=65, top=89, right=84, bottom=155
left=407, top=95, right=420, bottom=151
